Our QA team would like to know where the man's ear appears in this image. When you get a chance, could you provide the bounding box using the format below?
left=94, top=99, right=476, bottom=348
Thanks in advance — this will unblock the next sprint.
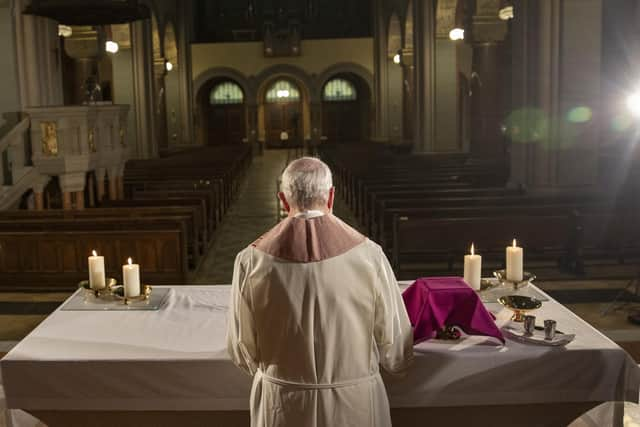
left=327, top=187, right=335, bottom=211
left=278, top=191, right=291, bottom=213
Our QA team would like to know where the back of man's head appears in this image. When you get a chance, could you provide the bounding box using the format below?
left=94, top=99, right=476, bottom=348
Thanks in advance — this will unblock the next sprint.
left=281, top=157, right=333, bottom=211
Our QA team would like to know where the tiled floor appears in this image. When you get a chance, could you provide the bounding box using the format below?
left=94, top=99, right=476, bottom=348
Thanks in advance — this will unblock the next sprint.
left=3, top=150, right=640, bottom=360
left=192, top=149, right=289, bottom=284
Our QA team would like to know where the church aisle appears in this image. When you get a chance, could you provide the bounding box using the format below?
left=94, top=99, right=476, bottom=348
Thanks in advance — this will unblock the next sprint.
left=192, top=149, right=289, bottom=284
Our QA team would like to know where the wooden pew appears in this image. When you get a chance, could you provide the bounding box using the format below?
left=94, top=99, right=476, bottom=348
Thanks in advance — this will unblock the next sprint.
left=0, top=220, right=190, bottom=290
left=373, top=193, right=605, bottom=244
left=132, top=190, right=218, bottom=231
left=0, top=207, right=204, bottom=267
left=391, top=212, right=573, bottom=279
left=102, top=199, right=210, bottom=247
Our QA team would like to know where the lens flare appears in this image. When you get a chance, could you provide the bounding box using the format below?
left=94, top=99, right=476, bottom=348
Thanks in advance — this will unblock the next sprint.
left=627, top=93, right=640, bottom=117
left=567, top=106, right=592, bottom=123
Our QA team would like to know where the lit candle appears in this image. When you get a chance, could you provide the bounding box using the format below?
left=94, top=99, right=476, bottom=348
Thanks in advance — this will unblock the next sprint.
left=506, top=239, right=523, bottom=282
left=88, top=250, right=105, bottom=290
left=122, top=257, right=140, bottom=298
left=463, top=243, right=482, bottom=290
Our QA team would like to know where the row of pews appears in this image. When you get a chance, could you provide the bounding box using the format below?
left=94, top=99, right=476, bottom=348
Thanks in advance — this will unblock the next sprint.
left=322, top=144, right=640, bottom=280
left=0, top=145, right=251, bottom=290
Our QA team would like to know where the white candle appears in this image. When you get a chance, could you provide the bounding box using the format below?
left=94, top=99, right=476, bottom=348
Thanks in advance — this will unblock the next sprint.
left=122, top=257, right=140, bottom=298
left=506, top=239, right=524, bottom=282
left=88, top=250, right=105, bottom=290
left=463, top=243, right=482, bottom=290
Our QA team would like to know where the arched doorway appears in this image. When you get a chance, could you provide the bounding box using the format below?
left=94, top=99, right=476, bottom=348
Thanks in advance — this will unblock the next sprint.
left=206, top=80, right=246, bottom=145
left=264, top=79, right=302, bottom=148
left=321, top=76, right=368, bottom=143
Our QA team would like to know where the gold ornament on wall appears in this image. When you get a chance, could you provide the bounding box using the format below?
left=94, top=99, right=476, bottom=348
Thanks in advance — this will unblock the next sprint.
left=41, top=122, right=58, bottom=156
left=88, top=128, right=97, bottom=152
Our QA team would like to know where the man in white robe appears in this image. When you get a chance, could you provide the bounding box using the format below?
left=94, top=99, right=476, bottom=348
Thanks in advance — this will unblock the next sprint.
left=227, top=157, right=414, bottom=427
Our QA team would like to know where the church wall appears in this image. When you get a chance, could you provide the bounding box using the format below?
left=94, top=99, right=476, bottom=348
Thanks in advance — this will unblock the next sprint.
left=191, top=38, right=374, bottom=82
left=0, top=3, right=20, bottom=120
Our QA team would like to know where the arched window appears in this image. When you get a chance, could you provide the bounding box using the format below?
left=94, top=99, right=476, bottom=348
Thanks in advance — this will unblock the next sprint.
left=265, top=79, right=300, bottom=103
left=210, top=81, right=244, bottom=105
left=322, top=78, right=357, bottom=102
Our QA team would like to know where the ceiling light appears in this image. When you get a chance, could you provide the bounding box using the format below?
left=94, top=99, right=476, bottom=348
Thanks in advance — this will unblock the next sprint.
left=105, top=40, right=119, bottom=54
left=449, top=28, right=465, bottom=41
left=58, top=25, right=72, bottom=38
left=499, top=6, right=514, bottom=20
left=627, top=92, right=640, bottom=117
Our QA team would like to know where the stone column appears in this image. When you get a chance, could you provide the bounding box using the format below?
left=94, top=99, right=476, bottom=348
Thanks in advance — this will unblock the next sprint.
left=34, top=192, right=44, bottom=210
left=75, top=191, right=85, bottom=210
left=59, top=173, right=86, bottom=210
left=470, top=4, right=509, bottom=159
left=508, top=0, right=602, bottom=190
left=402, top=48, right=415, bottom=141
left=108, top=167, right=120, bottom=201
left=309, top=102, right=322, bottom=155
left=177, top=0, right=195, bottom=145
left=95, top=168, right=107, bottom=203
left=154, top=57, right=169, bottom=154
left=62, top=192, right=72, bottom=210
left=413, top=0, right=437, bottom=153
left=131, top=19, right=158, bottom=159
left=247, top=103, right=260, bottom=154
left=372, top=0, right=389, bottom=142
left=87, top=174, right=96, bottom=207
left=31, top=175, right=50, bottom=211
left=13, top=0, right=64, bottom=108
left=117, top=165, right=126, bottom=200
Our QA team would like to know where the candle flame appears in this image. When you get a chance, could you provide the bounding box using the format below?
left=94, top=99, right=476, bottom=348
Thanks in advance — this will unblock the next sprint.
left=512, top=239, right=517, bottom=248
left=127, top=257, right=133, bottom=265
left=92, top=250, right=97, bottom=257
left=470, top=243, right=475, bottom=255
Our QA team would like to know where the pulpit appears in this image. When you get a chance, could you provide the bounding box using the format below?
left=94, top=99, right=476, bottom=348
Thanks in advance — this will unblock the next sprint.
left=26, top=104, right=131, bottom=209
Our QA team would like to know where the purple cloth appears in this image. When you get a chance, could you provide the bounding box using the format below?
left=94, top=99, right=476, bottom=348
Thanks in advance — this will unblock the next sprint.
left=402, top=277, right=505, bottom=344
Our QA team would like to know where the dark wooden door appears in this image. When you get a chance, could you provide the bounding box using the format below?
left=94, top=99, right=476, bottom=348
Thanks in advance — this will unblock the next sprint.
left=266, top=102, right=302, bottom=148
left=208, top=105, right=245, bottom=145
left=322, top=101, right=360, bottom=143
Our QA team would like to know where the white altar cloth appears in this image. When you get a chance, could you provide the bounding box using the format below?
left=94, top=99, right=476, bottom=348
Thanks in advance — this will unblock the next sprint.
left=1, top=284, right=639, bottom=412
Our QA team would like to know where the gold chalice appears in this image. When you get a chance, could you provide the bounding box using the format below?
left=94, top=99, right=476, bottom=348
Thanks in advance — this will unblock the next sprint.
left=498, top=295, right=542, bottom=322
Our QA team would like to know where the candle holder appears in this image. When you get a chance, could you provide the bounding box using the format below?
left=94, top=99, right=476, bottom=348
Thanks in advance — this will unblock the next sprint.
left=78, top=278, right=118, bottom=298
left=498, top=295, right=542, bottom=322
left=112, top=284, right=153, bottom=305
left=493, top=269, right=536, bottom=290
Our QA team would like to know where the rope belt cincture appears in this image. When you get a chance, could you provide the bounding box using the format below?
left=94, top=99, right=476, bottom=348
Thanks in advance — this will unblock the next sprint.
left=249, top=369, right=380, bottom=426
left=257, top=369, right=379, bottom=389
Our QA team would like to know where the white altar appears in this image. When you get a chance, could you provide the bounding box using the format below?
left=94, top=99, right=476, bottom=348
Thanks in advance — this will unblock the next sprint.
left=1, top=282, right=638, bottom=427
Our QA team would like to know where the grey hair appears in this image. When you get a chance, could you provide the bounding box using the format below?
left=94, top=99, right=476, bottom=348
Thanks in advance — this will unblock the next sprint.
left=281, top=157, right=333, bottom=210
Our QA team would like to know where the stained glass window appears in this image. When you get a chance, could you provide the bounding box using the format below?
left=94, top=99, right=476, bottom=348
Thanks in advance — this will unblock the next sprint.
left=265, top=79, right=301, bottom=103
left=210, top=81, right=244, bottom=105
left=322, top=78, right=357, bottom=101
